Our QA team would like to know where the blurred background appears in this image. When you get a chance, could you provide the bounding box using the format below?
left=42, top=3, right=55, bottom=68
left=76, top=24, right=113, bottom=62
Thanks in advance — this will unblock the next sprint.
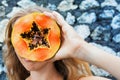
left=0, top=0, right=120, bottom=80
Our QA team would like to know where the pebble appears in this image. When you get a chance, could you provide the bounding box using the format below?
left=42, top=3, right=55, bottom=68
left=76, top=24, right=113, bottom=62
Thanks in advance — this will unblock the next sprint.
left=116, top=4, right=120, bottom=12
left=99, top=9, right=115, bottom=19
left=90, top=26, right=111, bottom=41
left=77, top=12, right=96, bottom=24
left=112, top=33, right=120, bottom=43
left=117, top=52, right=120, bottom=57
left=101, top=0, right=118, bottom=7
left=6, top=7, right=23, bottom=18
left=111, top=14, right=120, bottom=29
left=1, top=0, right=8, bottom=7
left=65, top=12, right=75, bottom=25
left=57, top=0, right=78, bottom=11
left=0, top=19, right=9, bottom=43
left=74, top=25, right=90, bottom=39
left=46, top=3, right=57, bottom=10
left=17, top=0, right=37, bottom=8
left=0, top=6, right=5, bottom=17
left=79, top=0, right=99, bottom=10
left=90, top=65, right=110, bottom=76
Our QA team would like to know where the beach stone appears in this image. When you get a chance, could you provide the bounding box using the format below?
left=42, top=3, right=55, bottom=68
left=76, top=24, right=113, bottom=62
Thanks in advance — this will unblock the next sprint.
left=111, top=14, right=120, bottom=29
left=57, top=0, right=78, bottom=11
left=0, top=19, right=9, bottom=43
left=101, top=0, right=118, bottom=7
left=79, top=0, right=99, bottom=10
left=90, top=26, right=111, bottom=41
left=74, top=25, right=90, bottom=39
left=116, top=4, right=120, bottom=12
left=77, top=12, right=96, bottom=24
left=90, top=65, right=110, bottom=76
left=17, top=0, right=37, bottom=8
left=6, top=7, right=23, bottom=18
left=0, top=6, right=5, bottom=17
left=117, top=52, right=120, bottom=57
left=65, top=12, right=75, bottom=25
left=99, top=9, right=115, bottom=19
left=1, top=0, right=8, bottom=7
left=112, top=33, right=120, bottom=43
left=46, top=3, right=57, bottom=10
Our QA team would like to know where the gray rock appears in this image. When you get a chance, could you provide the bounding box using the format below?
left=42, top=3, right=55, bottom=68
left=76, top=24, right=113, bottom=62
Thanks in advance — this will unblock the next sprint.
left=112, top=33, right=120, bottom=43
left=116, top=4, right=120, bottom=12
left=77, top=12, right=96, bottom=24
left=117, top=52, right=120, bottom=57
left=99, top=9, right=115, bottom=19
left=17, top=0, right=37, bottom=9
left=65, top=12, right=75, bottom=25
left=46, top=3, right=57, bottom=11
left=90, top=65, right=110, bottom=76
left=90, top=26, right=111, bottom=41
left=6, top=7, right=23, bottom=18
left=79, top=0, right=99, bottom=10
left=111, top=14, right=120, bottom=29
left=0, top=6, right=5, bottom=17
left=101, top=0, right=118, bottom=7
left=1, top=0, right=8, bottom=7
left=0, top=19, right=9, bottom=42
left=74, top=25, right=90, bottom=39
left=57, top=0, right=78, bottom=11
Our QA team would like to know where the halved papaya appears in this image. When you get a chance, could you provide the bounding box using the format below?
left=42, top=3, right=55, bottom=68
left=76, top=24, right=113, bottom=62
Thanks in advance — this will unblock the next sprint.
left=11, top=12, right=61, bottom=61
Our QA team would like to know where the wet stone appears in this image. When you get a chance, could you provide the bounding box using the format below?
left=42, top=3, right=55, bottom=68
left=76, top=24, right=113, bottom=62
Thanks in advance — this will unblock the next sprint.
left=111, top=14, right=120, bottom=29
left=79, top=0, right=99, bottom=10
left=77, top=12, right=96, bottom=24
left=74, top=25, right=90, bottom=39
left=112, top=33, right=120, bottom=43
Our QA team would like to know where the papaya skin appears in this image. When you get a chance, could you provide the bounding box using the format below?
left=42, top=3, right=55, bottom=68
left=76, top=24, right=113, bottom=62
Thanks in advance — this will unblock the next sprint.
left=11, top=12, right=61, bottom=61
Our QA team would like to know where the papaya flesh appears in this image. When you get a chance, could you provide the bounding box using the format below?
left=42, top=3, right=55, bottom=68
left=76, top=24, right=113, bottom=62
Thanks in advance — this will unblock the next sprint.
left=11, top=12, right=61, bottom=61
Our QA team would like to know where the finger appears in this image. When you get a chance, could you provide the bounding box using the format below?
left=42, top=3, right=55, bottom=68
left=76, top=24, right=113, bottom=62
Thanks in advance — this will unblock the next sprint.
left=43, top=11, right=55, bottom=19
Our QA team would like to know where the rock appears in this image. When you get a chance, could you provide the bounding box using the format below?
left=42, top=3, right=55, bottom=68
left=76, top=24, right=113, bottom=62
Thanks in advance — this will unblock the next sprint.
left=101, top=0, right=118, bottom=7
left=77, top=12, right=96, bottom=24
left=57, top=0, right=78, bottom=11
left=17, top=0, right=37, bottom=9
left=99, top=9, right=115, bottom=19
left=0, top=19, right=9, bottom=43
left=79, top=0, right=99, bottom=10
left=1, top=0, right=8, bottom=7
left=111, top=14, right=120, bottom=29
left=0, top=6, right=5, bottom=17
left=46, top=3, right=57, bottom=10
left=90, top=26, right=111, bottom=41
left=112, top=33, right=120, bottom=43
left=74, top=25, right=90, bottom=39
left=117, top=52, right=120, bottom=57
left=65, top=12, right=75, bottom=25
left=90, top=65, right=110, bottom=76
left=116, top=4, right=120, bottom=12
left=6, top=7, right=23, bottom=18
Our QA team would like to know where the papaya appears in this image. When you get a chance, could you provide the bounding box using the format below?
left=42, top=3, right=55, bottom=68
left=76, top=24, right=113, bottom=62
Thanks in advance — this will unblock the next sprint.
left=11, top=12, right=61, bottom=61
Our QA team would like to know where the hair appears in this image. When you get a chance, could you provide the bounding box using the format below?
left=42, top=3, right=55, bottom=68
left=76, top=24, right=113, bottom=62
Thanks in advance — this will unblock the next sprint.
left=3, top=6, right=92, bottom=80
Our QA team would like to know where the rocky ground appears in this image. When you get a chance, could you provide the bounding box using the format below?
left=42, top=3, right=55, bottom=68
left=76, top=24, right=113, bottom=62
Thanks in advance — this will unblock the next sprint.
left=0, top=0, right=120, bottom=80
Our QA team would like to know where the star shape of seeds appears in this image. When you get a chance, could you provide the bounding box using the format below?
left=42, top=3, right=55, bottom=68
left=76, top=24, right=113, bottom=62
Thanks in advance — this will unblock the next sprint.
left=20, top=21, right=51, bottom=50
